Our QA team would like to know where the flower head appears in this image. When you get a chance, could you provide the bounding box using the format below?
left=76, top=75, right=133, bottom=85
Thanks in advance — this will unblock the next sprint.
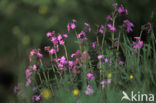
left=107, top=16, right=113, bottom=22
left=100, top=80, right=106, bottom=89
left=41, top=89, right=52, bottom=99
left=107, top=24, right=116, bottom=32
left=123, top=20, right=134, bottom=33
left=46, top=32, right=52, bottom=38
left=84, top=23, right=91, bottom=32
left=130, top=75, right=133, bottom=79
left=92, top=42, right=96, bottom=48
left=67, top=24, right=70, bottom=32
left=86, top=73, right=95, bottom=80
left=71, top=23, right=76, bottom=29
left=85, top=85, right=94, bottom=95
left=32, top=95, right=40, bottom=101
left=99, top=25, right=105, bottom=34
left=73, top=89, right=79, bottom=96
left=98, top=55, right=104, bottom=60
left=49, top=48, right=55, bottom=55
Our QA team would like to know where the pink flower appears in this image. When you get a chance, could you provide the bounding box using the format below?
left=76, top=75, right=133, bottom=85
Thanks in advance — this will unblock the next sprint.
left=33, top=64, right=37, bottom=71
left=107, top=16, right=113, bottom=22
left=29, top=49, right=36, bottom=62
left=46, top=32, right=52, bottom=38
left=32, top=95, right=40, bottom=101
left=107, top=24, right=116, bottom=32
left=112, top=3, right=118, bottom=8
left=49, top=48, right=55, bottom=55
left=104, top=58, right=109, bottom=63
left=118, top=5, right=125, bottom=14
left=77, top=31, right=85, bottom=39
left=99, top=25, right=105, bottom=34
left=134, top=37, right=140, bottom=40
left=56, top=45, right=59, bottom=52
left=71, top=23, right=76, bottom=29
left=92, top=42, right=96, bottom=48
left=72, top=19, right=77, bottom=23
left=86, top=73, right=95, bottom=80
left=119, top=61, right=125, bottom=65
left=68, top=61, right=74, bottom=68
left=26, top=78, right=32, bottom=86
left=14, top=83, right=22, bottom=93
left=44, top=46, right=50, bottom=51
left=51, top=37, right=58, bottom=45
left=60, top=56, right=67, bottom=64
left=84, top=23, right=91, bottom=32
left=37, top=53, right=43, bottom=58
left=133, top=40, right=143, bottom=51
left=98, top=55, right=104, bottom=60
left=67, top=24, right=70, bottom=32
left=85, top=85, right=94, bottom=95
left=14, top=86, right=18, bottom=93
left=123, top=20, right=134, bottom=33
left=107, top=79, right=112, bottom=84
left=59, top=40, right=65, bottom=45
left=25, top=68, right=32, bottom=78
left=32, top=87, right=37, bottom=92
left=100, top=80, right=106, bottom=89
left=63, top=34, right=68, bottom=38
left=114, top=41, right=118, bottom=47
left=57, top=34, right=62, bottom=41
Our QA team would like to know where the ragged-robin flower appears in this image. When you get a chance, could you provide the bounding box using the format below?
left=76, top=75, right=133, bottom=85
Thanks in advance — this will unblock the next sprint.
left=84, top=23, right=91, bottom=32
left=37, top=52, right=43, bottom=58
left=29, top=49, right=37, bottom=62
left=107, top=24, right=116, bottom=32
left=104, top=58, right=109, bottom=63
left=63, top=34, right=68, bottom=38
left=33, top=64, right=37, bottom=71
left=123, top=20, right=134, bottom=33
left=99, top=25, right=105, bottom=34
left=118, top=5, right=128, bottom=15
left=46, top=32, right=52, bottom=38
left=92, top=42, right=96, bottom=48
left=85, top=85, right=94, bottom=95
left=32, top=95, right=40, bottom=101
left=44, top=46, right=50, bottom=51
left=107, top=79, right=112, bottom=84
left=68, top=61, right=74, bottom=68
left=51, top=37, right=58, bottom=45
left=100, top=80, right=106, bottom=89
left=49, top=48, right=55, bottom=55
left=67, top=24, right=70, bottom=32
left=112, top=3, right=118, bottom=8
left=107, top=16, right=113, bottom=22
left=86, top=73, right=95, bottom=80
left=98, top=55, right=104, bottom=60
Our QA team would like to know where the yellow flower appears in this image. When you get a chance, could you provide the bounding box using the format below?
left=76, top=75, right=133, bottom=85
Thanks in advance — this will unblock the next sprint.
left=39, top=5, right=48, bottom=14
left=108, top=73, right=112, bottom=78
left=73, top=89, right=79, bottom=96
left=130, top=75, right=133, bottom=79
left=41, top=89, right=52, bottom=99
left=22, top=35, right=30, bottom=45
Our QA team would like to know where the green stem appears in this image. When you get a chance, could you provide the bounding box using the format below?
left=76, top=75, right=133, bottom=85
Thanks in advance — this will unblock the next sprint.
left=63, top=44, right=68, bottom=61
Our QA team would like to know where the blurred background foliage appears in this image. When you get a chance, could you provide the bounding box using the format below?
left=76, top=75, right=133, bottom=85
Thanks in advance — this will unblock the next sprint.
left=0, top=0, right=155, bottom=102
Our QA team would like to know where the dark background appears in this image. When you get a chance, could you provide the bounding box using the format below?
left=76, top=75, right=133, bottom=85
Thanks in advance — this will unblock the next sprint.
left=0, top=0, right=156, bottom=102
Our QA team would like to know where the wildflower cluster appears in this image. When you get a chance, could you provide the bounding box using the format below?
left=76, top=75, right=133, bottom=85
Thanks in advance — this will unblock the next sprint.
left=14, top=3, right=153, bottom=103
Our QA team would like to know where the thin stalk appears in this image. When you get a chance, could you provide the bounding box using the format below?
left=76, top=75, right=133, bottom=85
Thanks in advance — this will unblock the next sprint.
left=63, top=44, right=68, bottom=61
left=117, top=31, right=121, bottom=51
